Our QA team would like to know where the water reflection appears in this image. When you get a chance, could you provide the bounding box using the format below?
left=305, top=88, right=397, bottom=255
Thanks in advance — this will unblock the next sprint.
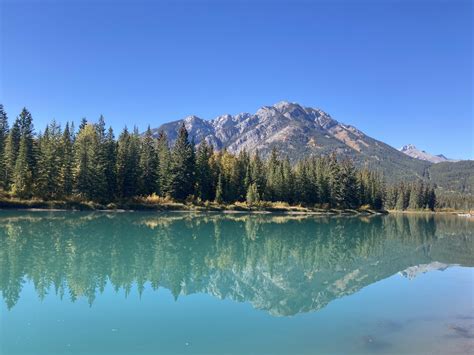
left=0, top=212, right=472, bottom=315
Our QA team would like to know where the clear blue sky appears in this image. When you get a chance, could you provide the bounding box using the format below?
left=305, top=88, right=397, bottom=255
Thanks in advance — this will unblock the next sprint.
left=1, top=0, right=472, bottom=159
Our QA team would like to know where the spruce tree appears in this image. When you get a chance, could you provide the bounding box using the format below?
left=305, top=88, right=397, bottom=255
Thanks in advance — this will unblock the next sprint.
left=339, top=159, right=359, bottom=208
left=0, top=105, right=9, bottom=189
left=328, top=154, right=343, bottom=207
left=11, top=109, right=36, bottom=198
left=170, top=124, right=195, bottom=200
left=35, top=121, right=62, bottom=199
left=60, top=122, right=74, bottom=197
left=17, top=108, right=36, bottom=173
left=195, top=140, right=213, bottom=201
left=139, top=126, right=158, bottom=195
left=12, top=134, right=34, bottom=198
left=3, top=118, right=20, bottom=189
left=215, top=173, right=224, bottom=204
left=73, top=123, right=107, bottom=201
left=246, top=182, right=260, bottom=207
left=116, top=127, right=141, bottom=199
left=156, top=131, right=171, bottom=196
left=104, top=127, right=117, bottom=198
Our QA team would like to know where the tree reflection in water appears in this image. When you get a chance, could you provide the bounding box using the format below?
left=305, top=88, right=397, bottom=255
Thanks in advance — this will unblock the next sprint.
left=0, top=212, right=472, bottom=315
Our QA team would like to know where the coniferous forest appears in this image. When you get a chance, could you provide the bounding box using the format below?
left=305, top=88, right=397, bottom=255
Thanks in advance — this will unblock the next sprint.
left=0, top=105, right=440, bottom=211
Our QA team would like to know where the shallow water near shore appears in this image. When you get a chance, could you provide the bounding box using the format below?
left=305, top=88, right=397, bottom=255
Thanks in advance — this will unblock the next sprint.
left=1, top=212, right=473, bottom=354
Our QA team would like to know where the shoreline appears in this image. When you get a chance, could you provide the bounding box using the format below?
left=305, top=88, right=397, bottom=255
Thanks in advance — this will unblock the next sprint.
left=0, top=199, right=470, bottom=216
left=0, top=198, right=390, bottom=215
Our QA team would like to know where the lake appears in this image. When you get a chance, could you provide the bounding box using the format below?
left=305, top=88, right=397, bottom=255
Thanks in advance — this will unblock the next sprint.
left=0, top=212, right=473, bottom=354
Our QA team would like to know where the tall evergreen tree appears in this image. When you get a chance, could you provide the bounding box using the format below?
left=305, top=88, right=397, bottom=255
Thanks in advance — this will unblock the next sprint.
left=328, top=154, right=343, bottom=207
left=195, top=140, right=213, bottom=201
left=35, top=121, right=62, bottom=199
left=73, top=124, right=107, bottom=201
left=170, top=124, right=195, bottom=200
left=0, top=105, right=9, bottom=189
left=116, top=127, right=141, bottom=198
left=3, top=118, right=20, bottom=189
left=59, top=122, right=74, bottom=197
left=12, top=134, right=34, bottom=198
left=339, top=159, right=359, bottom=208
left=139, top=126, right=158, bottom=195
left=156, top=131, right=171, bottom=196
left=246, top=182, right=260, bottom=206
left=104, top=127, right=117, bottom=198
left=12, top=109, right=36, bottom=198
left=215, top=173, right=224, bottom=204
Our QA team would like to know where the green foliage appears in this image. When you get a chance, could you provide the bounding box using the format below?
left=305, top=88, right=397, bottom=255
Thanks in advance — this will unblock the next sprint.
left=0, top=105, right=9, bottom=189
left=116, top=127, right=141, bottom=198
left=246, top=182, right=260, bottom=206
left=73, top=124, right=108, bottom=201
left=170, top=124, right=195, bottom=200
left=2, top=105, right=467, bottom=211
left=59, top=122, right=74, bottom=197
left=156, top=131, right=171, bottom=196
left=12, top=108, right=36, bottom=198
left=139, top=126, right=158, bottom=195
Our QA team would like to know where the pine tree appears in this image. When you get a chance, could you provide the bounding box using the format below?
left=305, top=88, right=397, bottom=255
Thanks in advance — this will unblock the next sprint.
left=170, top=124, right=195, bottom=200
left=265, top=148, right=280, bottom=201
left=339, top=159, right=359, bottom=208
left=316, top=157, right=330, bottom=205
left=195, top=140, right=213, bottom=201
left=0, top=105, right=9, bottom=189
left=17, top=108, right=36, bottom=173
left=427, top=186, right=436, bottom=211
left=104, top=127, right=117, bottom=198
left=12, top=108, right=36, bottom=198
left=12, top=134, right=34, bottom=198
left=215, top=173, right=224, bottom=204
left=250, top=151, right=266, bottom=197
left=156, top=131, right=171, bottom=196
left=59, top=122, right=74, bottom=197
left=408, top=181, right=423, bottom=210
left=139, top=126, right=158, bottom=195
left=246, top=182, right=260, bottom=207
left=35, top=121, right=62, bottom=199
left=328, top=154, right=343, bottom=207
left=3, top=118, right=20, bottom=189
left=73, top=124, right=107, bottom=201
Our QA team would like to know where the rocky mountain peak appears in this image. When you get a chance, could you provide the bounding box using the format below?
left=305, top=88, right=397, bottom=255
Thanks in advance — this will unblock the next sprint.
left=399, top=144, right=451, bottom=164
left=150, top=101, right=449, bottom=182
left=400, top=144, right=418, bottom=152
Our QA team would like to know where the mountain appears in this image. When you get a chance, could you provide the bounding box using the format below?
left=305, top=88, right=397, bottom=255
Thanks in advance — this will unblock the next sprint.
left=399, top=144, right=452, bottom=163
left=153, top=101, right=430, bottom=182
left=151, top=101, right=472, bottom=188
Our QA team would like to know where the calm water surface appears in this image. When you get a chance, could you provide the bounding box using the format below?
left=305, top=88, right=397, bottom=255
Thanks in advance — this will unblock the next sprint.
left=0, top=212, right=473, bottom=354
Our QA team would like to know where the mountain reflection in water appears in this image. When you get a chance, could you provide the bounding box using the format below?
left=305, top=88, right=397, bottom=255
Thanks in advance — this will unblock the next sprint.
left=0, top=212, right=472, bottom=316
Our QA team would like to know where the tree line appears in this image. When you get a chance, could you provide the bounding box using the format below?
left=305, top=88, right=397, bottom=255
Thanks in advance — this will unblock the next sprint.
left=0, top=105, right=437, bottom=210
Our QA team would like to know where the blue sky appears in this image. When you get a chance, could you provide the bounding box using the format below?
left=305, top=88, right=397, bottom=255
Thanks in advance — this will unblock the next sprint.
left=1, top=0, right=472, bottom=159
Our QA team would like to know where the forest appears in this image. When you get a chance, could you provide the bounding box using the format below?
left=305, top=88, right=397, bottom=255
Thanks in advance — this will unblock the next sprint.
left=0, top=106, right=439, bottom=211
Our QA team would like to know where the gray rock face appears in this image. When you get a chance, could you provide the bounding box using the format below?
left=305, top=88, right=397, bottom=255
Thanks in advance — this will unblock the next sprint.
left=150, top=101, right=432, bottom=181
left=399, top=144, right=452, bottom=164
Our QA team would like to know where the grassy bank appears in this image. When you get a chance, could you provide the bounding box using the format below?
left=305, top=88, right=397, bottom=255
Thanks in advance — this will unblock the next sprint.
left=0, top=196, right=387, bottom=215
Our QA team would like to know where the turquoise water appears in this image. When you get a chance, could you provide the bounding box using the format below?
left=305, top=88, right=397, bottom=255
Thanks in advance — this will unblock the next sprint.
left=0, top=212, right=473, bottom=354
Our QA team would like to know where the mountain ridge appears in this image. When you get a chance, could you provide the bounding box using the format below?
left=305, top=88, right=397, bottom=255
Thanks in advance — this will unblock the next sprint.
left=152, top=101, right=433, bottom=182
left=150, top=101, right=472, bottom=188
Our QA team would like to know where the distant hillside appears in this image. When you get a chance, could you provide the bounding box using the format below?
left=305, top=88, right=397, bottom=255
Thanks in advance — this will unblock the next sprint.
left=427, top=160, right=474, bottom=194
left=152, top=101, right=432, bottom=182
